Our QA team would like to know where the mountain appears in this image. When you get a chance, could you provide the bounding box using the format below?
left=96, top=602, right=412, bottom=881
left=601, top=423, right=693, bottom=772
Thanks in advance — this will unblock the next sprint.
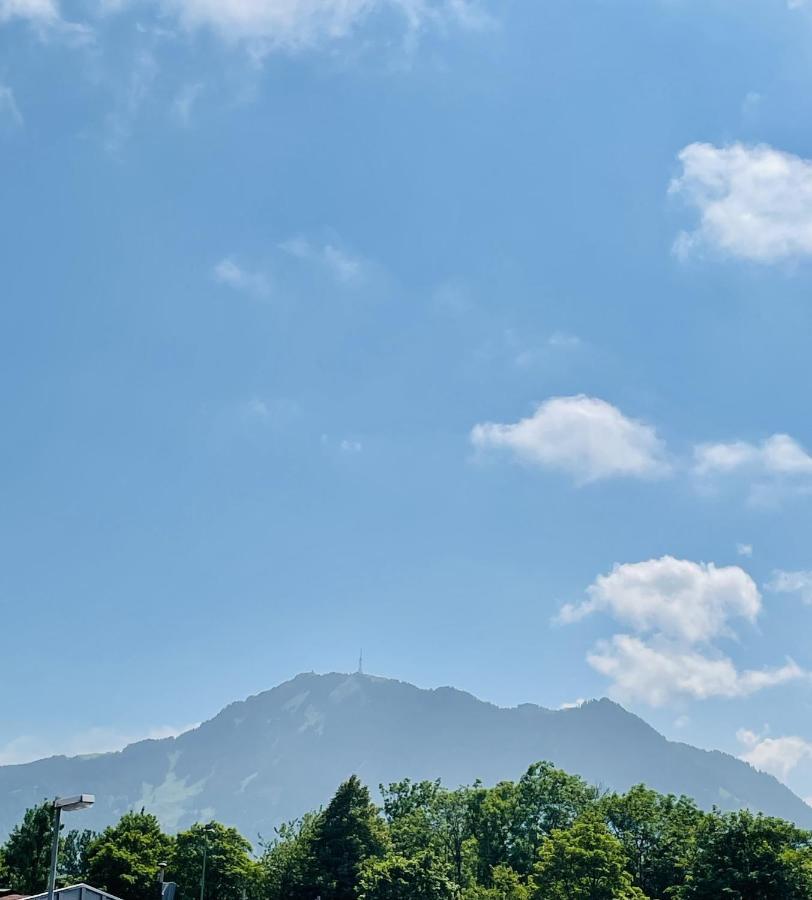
left=1, top=672, right=810, bottom=841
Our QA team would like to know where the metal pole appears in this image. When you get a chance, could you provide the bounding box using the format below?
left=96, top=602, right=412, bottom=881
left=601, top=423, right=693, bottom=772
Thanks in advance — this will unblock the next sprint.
left=46, top=803, right=62, bottom=900
left=199, top=837, right=208, bottom=900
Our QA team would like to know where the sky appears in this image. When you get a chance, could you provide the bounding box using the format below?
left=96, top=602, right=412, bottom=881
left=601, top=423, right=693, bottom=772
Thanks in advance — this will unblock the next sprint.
left=3, top=0, right=812, bottom=806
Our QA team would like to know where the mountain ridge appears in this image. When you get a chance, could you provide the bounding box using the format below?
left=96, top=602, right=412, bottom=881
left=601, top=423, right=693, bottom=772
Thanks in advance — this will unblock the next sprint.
left=1, top=671, right=810, bottom=841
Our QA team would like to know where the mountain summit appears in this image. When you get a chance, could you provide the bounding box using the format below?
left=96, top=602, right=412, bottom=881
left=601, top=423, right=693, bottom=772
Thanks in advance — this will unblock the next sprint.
left=1, top=672, right=810, bottom=840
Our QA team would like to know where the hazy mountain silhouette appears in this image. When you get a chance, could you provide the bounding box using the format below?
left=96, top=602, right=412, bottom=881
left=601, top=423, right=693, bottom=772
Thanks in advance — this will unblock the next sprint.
left=1, top=672, right=810, bottom=841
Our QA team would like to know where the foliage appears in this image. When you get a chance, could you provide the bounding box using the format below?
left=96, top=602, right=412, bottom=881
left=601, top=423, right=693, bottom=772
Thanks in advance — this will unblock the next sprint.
left=531, top=811, right=647, bottom=900
left=1, top=800, right=55, bottom=894
left=358, top=851, right=455, bottom=900
left=61, top=828, right=97, bottom=884
left=260, top=813, right=321, bottom=900
left=2, top=765, right=812, bottom=900
left=173, top=821, right=258, bottom=900
left=85, top=810, right=174, bottom=900
left=310, top=775, right=389, bottom=900
left=680, top=809, right=812, bottom=899
left=603, top=785, right=704, bottom=898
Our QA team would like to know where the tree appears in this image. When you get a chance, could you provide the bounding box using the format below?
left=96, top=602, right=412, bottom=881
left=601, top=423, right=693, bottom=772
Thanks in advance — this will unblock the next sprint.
left=260, top=814, right=320, bottom=900
left=359, top=852, right=455, bottom=900
left=61, top=829, right=97, bottom=884
left=681, top=809, right=812, bottom=899
left=603, top=786, right=704, bottom=898
left=173, top=822, right=258, bottom=900
left=85, top=810, right=173, bottom=900
left=467, top=781, right=517, bottom=886
left=531, top=812, right=646, bottom=900
left=1, top=801, right=55, bottom=894
left=311, top=775, right=389, bottom=900
left=510, top=762, right=598, bottom=875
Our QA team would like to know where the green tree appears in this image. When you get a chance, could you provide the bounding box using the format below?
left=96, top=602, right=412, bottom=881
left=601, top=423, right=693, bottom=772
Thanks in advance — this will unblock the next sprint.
left=85, top=810, right=173, bottom=900
left=61, top=829, right=97, bottom=883
left=463, top=865, right=530, bottom=900
left=381, top=780, right=441, bottom=858
left=467, top=781, right=517, bottom=886
left=603, top=786, right=704, bottom=898
left=359, top=852, right=455, bottom=900
left=681, top=809, right=812, bottom=899
left=1, top=801, right=55, bottom=894
left=510, top=762, right=598, bottom=875
left=173, top=822, right=258, bottom=900
left=531, top=812, right=646, bottom=900
left=311, top=775, right=389, bottom=900
left=260, top=814, right=320, bottom=900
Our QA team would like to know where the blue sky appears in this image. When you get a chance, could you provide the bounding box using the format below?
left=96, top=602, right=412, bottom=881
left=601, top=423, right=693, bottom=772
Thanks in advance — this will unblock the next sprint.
left=3, top=0, right=812, bottom=804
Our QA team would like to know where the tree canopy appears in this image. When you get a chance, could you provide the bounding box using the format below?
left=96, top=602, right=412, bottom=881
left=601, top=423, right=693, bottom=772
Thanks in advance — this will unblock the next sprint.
left=3, top=764, right=812, bottom=900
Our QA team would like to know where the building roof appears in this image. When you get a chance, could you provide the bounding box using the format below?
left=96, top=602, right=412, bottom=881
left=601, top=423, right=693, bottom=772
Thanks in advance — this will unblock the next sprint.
left=25, top=885, right=124, bottom=900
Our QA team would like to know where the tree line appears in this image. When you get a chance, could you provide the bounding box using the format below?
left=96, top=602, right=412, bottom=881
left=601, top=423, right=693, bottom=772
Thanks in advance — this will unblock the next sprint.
left=2, top=761, right=812, bottom=899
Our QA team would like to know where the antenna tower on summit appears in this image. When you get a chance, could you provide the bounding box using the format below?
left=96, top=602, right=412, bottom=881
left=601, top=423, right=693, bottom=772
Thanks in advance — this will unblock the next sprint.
left=358, top=649, right=363, bottom=675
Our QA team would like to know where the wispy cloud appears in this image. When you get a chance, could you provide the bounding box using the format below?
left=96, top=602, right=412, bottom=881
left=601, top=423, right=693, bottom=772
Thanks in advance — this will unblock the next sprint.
left=0, top=0, right=60, bottom=26
left=737, top=728, right=812, bottom=782
left=105, top=49, right=159, bottom=152
left=0, top=0, right=92, bottom=43
left=766, top=569, right=812, bottom=605
left=278, top=236, right=368, bottom=286
left=158, top=0, right=487, bottom=52
left=0, top=722, right=197, bottom=765
left=172, top=81, right=204, bottom=126
left=214, top=257, right=271, bottom=298
left=0, top=84, right=22, bottom=129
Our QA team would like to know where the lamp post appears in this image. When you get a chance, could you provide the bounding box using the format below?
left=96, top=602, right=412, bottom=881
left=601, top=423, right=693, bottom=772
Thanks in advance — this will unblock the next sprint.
left=46, top=795, right=95, bottom=900
left=199, top=824, right=215, bottom=900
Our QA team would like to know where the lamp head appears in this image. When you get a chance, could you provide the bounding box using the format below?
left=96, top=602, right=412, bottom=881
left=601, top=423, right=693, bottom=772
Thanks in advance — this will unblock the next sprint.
left=54, top=794, right=95, bottom=812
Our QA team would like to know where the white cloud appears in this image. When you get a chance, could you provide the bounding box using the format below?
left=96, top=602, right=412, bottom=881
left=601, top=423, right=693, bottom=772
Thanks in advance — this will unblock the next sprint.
left=694, top=434, right=812, bottom=477
left=670, top=142, right=812, bottom=263
left=159, top=0, right=484, bottom=49
left=0, top=0, right=91, bottom=42
left=737, top=543, right=753, bottom=558
left=471, top=395, right=671, bottom=485
left=105, top=49, right=159, bottom=153
left=339, top=438, right=362, bottom=452
left=563, top=556, right=807, bottom=707
left=766, top=569, right=812, bottom=605
left=0, top=723, right=196, bottom=766
left=172, top=81, right=204, bottom=126
left=558, top=698, right=585, bottom=710
left=0, top=0, right=59, bottom=24
left=214, top=257, right=271, bottom=298
left=737, top=730, right=812, bottom=782
left=558, top=556, right=761, bottom=644
left=278, top=236, right=367, bottom=285
left=588, top=635, right=804, bottom=706
left=0, top=85, right=22, bottom=128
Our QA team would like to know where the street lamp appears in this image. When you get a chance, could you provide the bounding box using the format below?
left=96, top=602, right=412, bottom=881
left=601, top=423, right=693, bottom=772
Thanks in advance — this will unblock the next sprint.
left=47, top=795, right=95, bottom=900
left=199, top=824, right=215, bottom=900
